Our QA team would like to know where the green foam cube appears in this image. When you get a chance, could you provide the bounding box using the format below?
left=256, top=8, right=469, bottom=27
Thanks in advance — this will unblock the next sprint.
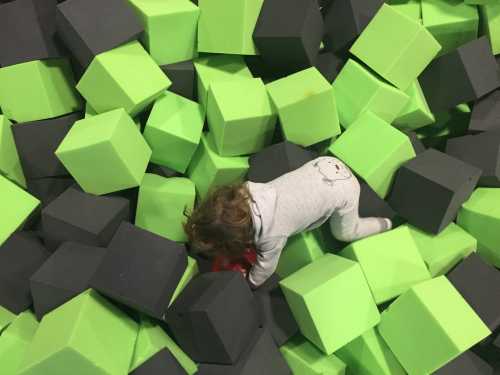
left=0, top=174, right=39, bottom=245
left=421, top=0, right=479, bottom=56
left=329, top=111, right=416, bottom=198
left=340, top=226, right=431, bottom=305
left=128, top=0, right=199, bottom=65
left=280, top=254, right=380, bottom=355
left=406, top=223, right=477, bottom=277
left=387, top=0, right=422, bottom=21
left=350, top=4, right=441, bottom=90
left=332, top=59, right=410, bottom=128
left=393, top=80, right=435, bottom=131
left=458, top=188, right=500, bottom=268
left=466, top=0, right=498, bottom=4
left=0, top=305, right=16, bottom=334
left=267, top=67, right=341, bottom=147
left=130, top=318, right=197, bottom=374
left=197, top=0, right=263, bottom=55
left=144, top=92, right=204, bottom=173
left=135, top=174, right=195, bottom=242
left=169, top=256, right=199, bottom=306
left=276, top=231, right=325, bottom=279
left=77, top=41, right=170, bottom=117
left=481, top=3, right=500, bottom=55
left=0, top=311, right=39, bottom=375
left=378, top=276, right=491, bottom=375
left=280, top=334, right=346, bottom=375
left=0, top=59, right=82, bottom=123
left=18, top=290, right=138, bottom=375
left=207, top=77, right=277, bottom=156
left=56, top=108, right=151, bottom=195
left=0, top=115, right=25, bottom=187
left=187, top=132, right=249, bottom=198
left=335, top=328, right=405, bottom=375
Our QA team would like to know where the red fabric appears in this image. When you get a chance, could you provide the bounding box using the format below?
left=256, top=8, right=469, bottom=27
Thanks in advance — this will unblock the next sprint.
left=211, top=248, right=257, bottom=276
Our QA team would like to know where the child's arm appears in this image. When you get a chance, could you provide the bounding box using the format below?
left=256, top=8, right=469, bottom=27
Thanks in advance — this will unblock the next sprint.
left=247, top=236, right=287, bottom=288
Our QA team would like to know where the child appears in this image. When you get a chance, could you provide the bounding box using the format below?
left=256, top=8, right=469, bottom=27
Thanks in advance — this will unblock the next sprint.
left=184, top=156, right=392, bottom=288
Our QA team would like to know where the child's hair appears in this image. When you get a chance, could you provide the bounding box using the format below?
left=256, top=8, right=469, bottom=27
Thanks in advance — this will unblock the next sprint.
left=183, top=183, right=255, bottom=258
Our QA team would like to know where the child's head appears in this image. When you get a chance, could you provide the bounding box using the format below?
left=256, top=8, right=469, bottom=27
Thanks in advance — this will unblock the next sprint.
left=184, top=183, right=254, bottom=259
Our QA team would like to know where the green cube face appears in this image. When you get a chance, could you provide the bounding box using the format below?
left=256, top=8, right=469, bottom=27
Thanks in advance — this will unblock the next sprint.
left=207, top=78, right=277, bottom=156
left=0, top=175, right=39, bottom=245
left=393, top=80, right=435, bottom=131
left=0, top=59, right=82, bottom=123
left=0, top=115, right=25, bottom=187
left=136, top=174, right=195, bottom=242
left=350, top=4, right=441, bottom=90
left=458, top=188, right=500, bottom=268
left=144, top=92, right=204, bottom=173
left=280, top=254, right=380, bottom=355
left=378, top=276, right=491, bottom=374
left=56, top=108, right=152, bottom=195
left=18, top=290, right=138, bottom=375
left=340, top=226, right=431, bottom=305
left=481, top=3, right=500, bottom=55
left=128, top=0, right=199, bottom=65
left=77, top=41, right=170, bottom=117
left=0, top=305, right=16, bottom=334
left=387, top=0, right=422, bottom=21
left=333, top=59, right=410, bottom=128
left=266, top=67, right=341, bottom=147
left=329, top=111, right=416, bottom=198
left=169, top=256, right=199, bottom=306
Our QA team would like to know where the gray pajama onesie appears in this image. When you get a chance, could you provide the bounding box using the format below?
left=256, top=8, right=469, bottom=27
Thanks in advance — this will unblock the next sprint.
left=246, top=156, right=392, bottom=287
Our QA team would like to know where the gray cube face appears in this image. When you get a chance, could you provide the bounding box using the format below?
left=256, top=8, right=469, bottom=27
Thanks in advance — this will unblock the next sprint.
left=161, top=61, right=196, bottom=101
left=433, top=351, right=493, bottom=375
left=130, top=349, right=187, bottom=375
left=469, top=90, right=500, bottom=134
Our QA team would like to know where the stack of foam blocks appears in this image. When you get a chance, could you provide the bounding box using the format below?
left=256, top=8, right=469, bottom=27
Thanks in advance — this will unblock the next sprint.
left=0, top=0, right=499, bottom=373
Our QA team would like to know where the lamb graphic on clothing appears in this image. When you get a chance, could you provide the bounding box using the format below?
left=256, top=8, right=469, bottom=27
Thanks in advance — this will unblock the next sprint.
left=313, top=158, right=352, bottom=186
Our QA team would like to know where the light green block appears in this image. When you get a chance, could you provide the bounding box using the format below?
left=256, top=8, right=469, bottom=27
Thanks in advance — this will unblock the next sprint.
left=0, top=59, right=82, bottom=123
left=0, top=115, right=25, bottom=187
left=207, top=77, right=277, bottom=156
left=406, top=222, right=477, bottom=276
left=280, top=254, right=380, bottom=355
left=280, top=334, right=346, bottom=375
left=0, top=305, right=16, bottom=334
left=0, top=174, right=39, bottom=245
left=481, top=2, right=500, bottom=55
left=466, top=0, right=498, bottom=4
left=136, top=174, right=195, bottom=242
left=169, top=256, right=199, bottom=306
left=350, top=4, right=441, bottom=90
left=335, top=328, right=405, bottom=375
left=393, top=80, right=435, bottom=131
left=329, top=111, right=416, bottom=198
left=77, top=41, right=170, bottom=117
left=144, top=92, right=204, bottom=173
left=128, top=0, right=199, bottom=65
left=84, top=103, right=98, bottom=118
left=56, top=108, right=151, bottom=195
left=458, top=188, right=500, bottom=268
left=332, top=59, right=410, bottom=128
left=378, top=276, right=491, bottom=375
left=197, top=0, right=263, bottom=55
left=18, top=290, right=138, bottom=375
left=187, top=132, right=249, bottom=198
left=422, top=0, right=479, bottom=56
left=276, top=231, right=325, bottom=279
left=340, top=226, right=431, bottom=305
left=0, top=311, right=39, bottom=375
left=130, top=318, right=197, bottom=374
left=267, top=67, right=341, bottom=147
left=387, top=0, right=422, bottom=21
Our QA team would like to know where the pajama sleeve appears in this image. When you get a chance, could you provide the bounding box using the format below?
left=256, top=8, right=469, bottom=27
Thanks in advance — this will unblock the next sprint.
left=248, top=236, right=288, bottom=287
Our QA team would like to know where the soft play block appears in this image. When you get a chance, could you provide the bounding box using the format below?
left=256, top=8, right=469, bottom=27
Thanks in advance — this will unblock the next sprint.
left=187, top=132, right=249, bottom=198
left=169, top=256, right=198, bottom=306
left=359, top=181, right=398, bottom=222
left=0, top=115, right=25, bottom=187
left=388, top=149, right=481, bottom=234
left=335, top=328, right=405, bottom=375
left=407, top=223, right=476, bottom=277
left=386, top=0, right=421, bottom=21
left=131, top=349, right=188, bottom=375
left=144, top=92, right=203, bottom=173
left=406, top=131, right=426, bottom=155
left=56, top=0, right=143, bottom=68
left=350, top=4, right=441, bottom=90
left=280, top=254, right=380, bottom=355
left=421, top=0, right=479, bottom=56
left=393, top=80, right=435, bottom=131
left=481, top=3, right=500, bottom=55
left=76, top=41, right=170, bottom=117
left=161, top=60, right=196, bottom=100
left=136, top=174, right=195, bottom=242
left=0, top=175, right=39, bottom=246
left=41, top=186, right=129, bottom=250
left=147, top=163, right=182, bottom=179
left=332, top=59, right=410, bottom=128
left=0, top=305, right=15, bottom=334
left=315, top=51, right=345, bottom=83
left=458, top=188, right=500, bottom=268
left=434, top=350, right=494, bottom=375
left=378, top=276, right=491, bottom=375
left=56, top=108, right=151, bottom=195
left=0, top=59, right=82, bottom=123
left=469, top=90, right=500, bottom=133
left=17, top=290, right=138, bottom=375
left=266, top=67, right=341, bottom=147
left=207, top=77, right=277, bottom=156
left=26, top=177, right=74, bottom=208
left=197, top=0, right=263, bottom=55
left=0, top=311, right=39, bottom=375
left=329, top=111, right=416, bottom=198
